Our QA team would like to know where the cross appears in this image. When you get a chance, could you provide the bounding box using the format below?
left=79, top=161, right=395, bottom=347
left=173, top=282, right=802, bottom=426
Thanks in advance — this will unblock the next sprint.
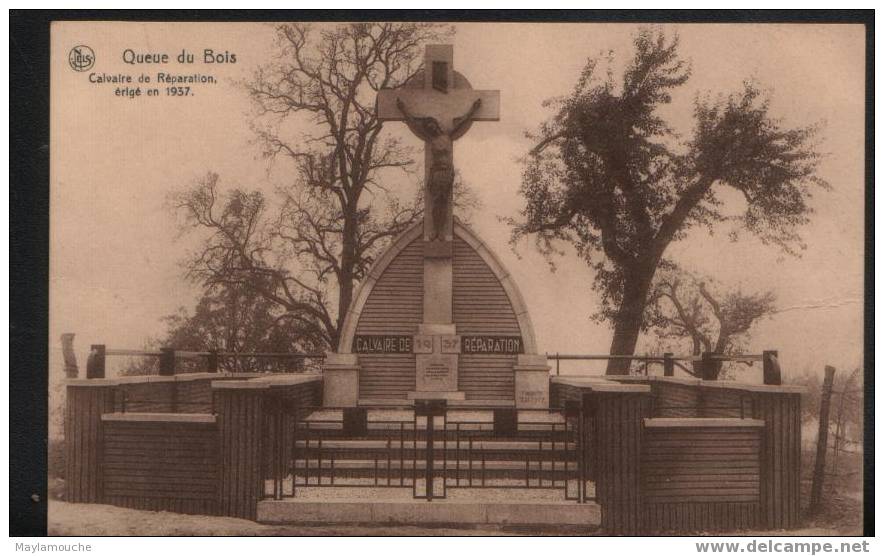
left=376, top=46, right=500, bottom=396
left=377, top=45, right=500, bottom=246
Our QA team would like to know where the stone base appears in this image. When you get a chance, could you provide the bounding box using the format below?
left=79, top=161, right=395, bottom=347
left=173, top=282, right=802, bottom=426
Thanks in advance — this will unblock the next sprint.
left=258, top=498, right=600, bottom=527
left=406, top=391, right=466, bottom=401
left=323, top=352, right=359, bottom=407
left=514, top=354, right=551, bottom=409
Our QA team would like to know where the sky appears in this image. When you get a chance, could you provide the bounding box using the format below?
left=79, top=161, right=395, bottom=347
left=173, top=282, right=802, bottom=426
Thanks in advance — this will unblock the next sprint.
left=49, top=21, right=866, bottom=382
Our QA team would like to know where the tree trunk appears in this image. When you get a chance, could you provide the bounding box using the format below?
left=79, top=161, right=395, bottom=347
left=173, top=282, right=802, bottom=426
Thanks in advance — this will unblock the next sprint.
left=335, top=213, right=356, bottom=350
left=708, top=337, right=730, bottom=380
left=606, top=267, right=655, bottom=375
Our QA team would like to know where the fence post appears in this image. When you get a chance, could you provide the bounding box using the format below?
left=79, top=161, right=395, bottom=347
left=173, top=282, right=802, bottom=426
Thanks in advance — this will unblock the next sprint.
left=214, top=382, right=268, bottom=520
left=763, top=350, right=781, bottom=385
left=663, top=352, right=674, bottom=377
left=159, top=348, right=175, bottom=376
left=755, top=389, right=802, bottom=529
left=86, top=344, right=106, bottom=379
left=61, top=333, right=79, bottom=378
left=589, top=384, right=652, bottom=534
left=64, top=382, right=115, bottom=503
left=207, top=349, right=219, bottom=373
left=810, top=365, right=836, bottom=513
left=343, top=407, right=368, bottom=436
left=701, top=351, right=716, bottom=380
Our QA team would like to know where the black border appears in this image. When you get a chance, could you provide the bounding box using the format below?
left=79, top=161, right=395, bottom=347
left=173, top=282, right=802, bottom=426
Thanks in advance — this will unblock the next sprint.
left=9, top=9, right=875, bottom=537
left=861, top=15, right=875, bottom=540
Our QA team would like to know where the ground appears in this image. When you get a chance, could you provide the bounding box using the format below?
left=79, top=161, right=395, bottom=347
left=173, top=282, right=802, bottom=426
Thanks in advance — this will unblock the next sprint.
left=797, top=450, right=865, bottom=536
left=48, top=500, right=861, bottom=537
left=47, top=501, right=596, bottom=536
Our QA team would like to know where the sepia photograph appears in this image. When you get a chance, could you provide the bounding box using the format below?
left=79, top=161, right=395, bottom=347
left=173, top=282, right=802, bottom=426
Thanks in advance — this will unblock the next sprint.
left=25, top=14, right=871, bottom=538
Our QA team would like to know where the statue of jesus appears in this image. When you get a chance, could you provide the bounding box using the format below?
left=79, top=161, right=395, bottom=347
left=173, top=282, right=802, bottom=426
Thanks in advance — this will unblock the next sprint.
left=396, top=97, right=483, bottom=241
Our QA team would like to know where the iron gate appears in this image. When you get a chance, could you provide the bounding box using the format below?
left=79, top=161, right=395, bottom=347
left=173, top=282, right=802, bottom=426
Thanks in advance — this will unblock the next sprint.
left=264, top=399, right=592, bottom=502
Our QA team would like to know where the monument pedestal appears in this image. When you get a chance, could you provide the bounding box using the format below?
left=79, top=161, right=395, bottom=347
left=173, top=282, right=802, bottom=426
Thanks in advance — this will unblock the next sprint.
left=514, top=354, right=551, bottom=409
left=322, top=353, right=360, bottom=407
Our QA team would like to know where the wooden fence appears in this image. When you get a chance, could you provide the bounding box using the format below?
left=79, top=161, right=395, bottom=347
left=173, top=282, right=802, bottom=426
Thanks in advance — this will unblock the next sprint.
left=101, top=414, right=220, bottom=515
left=64, top=351, right=801, bottom=530
left=551, top=375, right=803, bottom=534
left=641, top=418, right=763, bottom=531
left=64, top=373, right=323, bottom=519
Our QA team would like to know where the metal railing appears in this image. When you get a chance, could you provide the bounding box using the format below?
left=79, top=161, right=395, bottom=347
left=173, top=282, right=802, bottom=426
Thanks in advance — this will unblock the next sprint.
left=264, top=403, right=592, bottom=503
left=545, top=350, right=781, bottom=384
left=84, top=344, right=326, bottom=378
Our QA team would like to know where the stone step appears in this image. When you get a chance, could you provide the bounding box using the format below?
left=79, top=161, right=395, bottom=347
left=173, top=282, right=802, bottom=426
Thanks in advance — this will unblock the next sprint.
left=293, top=439, right=577, bottom=450
left=296, top=421, right=567, bottom=431
left=257, top=498, right=600, bottom=527
left=291, top=459, right=579, bottom=471
left=356, top=398, right=517, bottom=408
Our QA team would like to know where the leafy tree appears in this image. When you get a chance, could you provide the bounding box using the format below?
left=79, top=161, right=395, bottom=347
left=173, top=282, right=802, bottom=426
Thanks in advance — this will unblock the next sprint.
left=510, top=28, right=826, bottom=373
left=176, top=23, right=449, bottom=350
left=646, top=267, right=776, bottom=379
left=162, top=280, right=320, bottom=372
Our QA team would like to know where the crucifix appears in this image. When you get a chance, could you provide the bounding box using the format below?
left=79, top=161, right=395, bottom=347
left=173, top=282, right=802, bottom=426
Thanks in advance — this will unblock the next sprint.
left=377, top=45, right=499, bottom=247
left=377, top=44, right=500, bottom=398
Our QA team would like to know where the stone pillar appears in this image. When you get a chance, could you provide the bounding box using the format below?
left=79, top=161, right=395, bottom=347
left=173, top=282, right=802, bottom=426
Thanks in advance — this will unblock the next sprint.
left=64, top=381, right=115, bottom=503
left=322, top=352, right=359, bottom=407
left=514, top=354, right=550, bottom=409
left=61, top=333, right=78, bottom=378
left=422, top=251, right=454, bottom=324
left=213, top=381, right=267, bottom=520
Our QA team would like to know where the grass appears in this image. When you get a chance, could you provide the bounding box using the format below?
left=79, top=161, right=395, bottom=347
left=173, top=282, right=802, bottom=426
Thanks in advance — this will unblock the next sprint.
left=799, top=449, right=864, bottom=535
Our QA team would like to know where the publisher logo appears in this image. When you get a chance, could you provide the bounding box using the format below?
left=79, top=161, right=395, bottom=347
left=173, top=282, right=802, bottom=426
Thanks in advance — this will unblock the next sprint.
left=68, top=45, right=95, bottom=72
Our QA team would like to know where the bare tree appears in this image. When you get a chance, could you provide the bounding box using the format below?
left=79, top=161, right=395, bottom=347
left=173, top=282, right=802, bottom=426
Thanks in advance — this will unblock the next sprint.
left=176, top=23, right=449, bottom=350
left=173, top=174, right=333, bottom=346
left=646, top=268, right=776, bottom=379
left=509, top=28, right=826, bottom=373
left=796, top=366, right=864, bottom=504
left=830, top=367, right=863, bottom=475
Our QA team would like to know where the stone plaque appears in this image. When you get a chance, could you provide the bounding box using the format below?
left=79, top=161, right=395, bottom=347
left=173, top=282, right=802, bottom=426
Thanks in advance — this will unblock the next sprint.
left=440, top=335, right=461, bottom=354
left=413, top=335, right=433, bottom=354
left=416, top=353, right=458, bottom=392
